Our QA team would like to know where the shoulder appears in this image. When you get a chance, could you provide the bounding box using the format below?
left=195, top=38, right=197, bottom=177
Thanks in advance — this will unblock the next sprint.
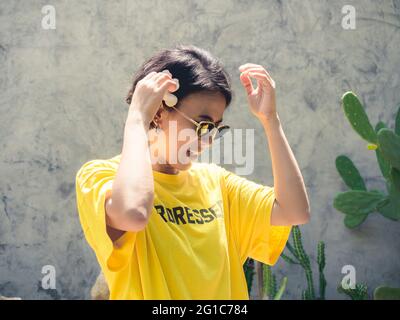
left=76, top=154, right=120, bottom=186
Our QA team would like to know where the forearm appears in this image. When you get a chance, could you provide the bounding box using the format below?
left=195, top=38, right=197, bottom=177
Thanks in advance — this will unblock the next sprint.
left=109, top=111, right=155, bottom=226
left=261, top=112, right=310, bottom=224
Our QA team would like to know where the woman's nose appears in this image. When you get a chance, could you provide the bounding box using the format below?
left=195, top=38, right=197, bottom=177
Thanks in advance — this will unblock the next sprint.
left=198, top=136, right=212, bottom=149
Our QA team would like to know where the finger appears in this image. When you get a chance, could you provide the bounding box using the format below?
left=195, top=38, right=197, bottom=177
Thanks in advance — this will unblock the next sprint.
left=157, top=74, right=179, bottom=93
left=241, top=66, right=273, bottom=81
left=255, top=68, right=274, bottom=84
left=160, top=69, right=172, bottom=77
left=152, top=72, right=171, bottom=84
left=160, top=70, right=179, bottom=89
left=238, top=63, right=262, bottom=72
left=172, top=78, right=180, bottom=91
left=156, top=74, right=179, bottom=91
left=242, top=67, right=268, bottom=83
left=239, top=72, right=254, bottom=95
left=145, top=70, right=171, bottom=85
left=158, top=78, right=178, bottom=94
left=141, top=71, right=157, bottom=81
left=247, top=71, right=275, bottom=88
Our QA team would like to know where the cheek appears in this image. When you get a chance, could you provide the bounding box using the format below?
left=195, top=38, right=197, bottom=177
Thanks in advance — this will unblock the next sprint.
left=176, top=132, right=198, bottom=153
left=163, top=121, right=197, bottom=154
left=176, top=122, right=198, bottom=146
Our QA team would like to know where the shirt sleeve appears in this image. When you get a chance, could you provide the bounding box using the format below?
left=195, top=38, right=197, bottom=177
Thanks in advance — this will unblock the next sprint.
left=75, top=159, right=137, bottom=272
left=219, top=166, right=292, bottom=266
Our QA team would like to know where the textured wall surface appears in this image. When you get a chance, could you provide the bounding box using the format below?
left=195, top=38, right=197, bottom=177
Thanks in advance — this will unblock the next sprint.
left=1, top=0, right=399, bottom=299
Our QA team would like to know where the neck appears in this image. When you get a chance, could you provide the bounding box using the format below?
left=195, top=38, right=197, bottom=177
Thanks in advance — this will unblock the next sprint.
left=149, top=134, right=180, bottom=175
left=152, top=162, right=179, bottom=175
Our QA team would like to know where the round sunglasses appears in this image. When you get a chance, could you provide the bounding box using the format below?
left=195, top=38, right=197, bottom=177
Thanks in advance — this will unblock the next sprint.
left=165, top=103, right=230, bottom=141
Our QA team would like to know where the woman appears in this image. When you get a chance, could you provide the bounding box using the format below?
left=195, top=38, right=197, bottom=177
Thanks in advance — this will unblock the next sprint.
left=75, top=45, right=310, bottom=300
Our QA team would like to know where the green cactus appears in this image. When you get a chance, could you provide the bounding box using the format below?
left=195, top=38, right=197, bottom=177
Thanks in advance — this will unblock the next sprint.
left=280, top=252, right=299, bottom=265
left=343, top=214, right=369, bottom=228
left=335, top=155, right=367, bottom=191
left=274, top=277, right=288, bottom=300
left=375, top=122, right=391, bottom=179
left=280, top=226, right=326, bottom=300
left=338, top=283, right=400, bottom=300
left=335, top=98, right=400, bottom=299
left=262, top=264, right=287, bottom=300
left=317, top=242, right=327, bottom=300
left=391, top=167, right=400, bottom=192
left=342, top=92, right=377, bottom=144
left=335, top=92, right=400, bottom=227
left=243, top=258, right=255, bottom=296
left=333, top=190, right=386, bottom=215
left=246, top=259, right=291, bottom=300
left=377, top=128, right=400, bottom=170
left=373, top=286, right=400, bottom=300
left=292, top=227, right=315, bottom=300
left=337, top=283, right=369, bottom=300
left=262, top=264, right=276, bottom=298
left=377, top=181, right=400, bottom=220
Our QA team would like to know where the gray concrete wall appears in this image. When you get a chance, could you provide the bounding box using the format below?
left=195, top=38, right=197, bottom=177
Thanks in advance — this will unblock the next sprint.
left=1, top=0, right=399, bottom=299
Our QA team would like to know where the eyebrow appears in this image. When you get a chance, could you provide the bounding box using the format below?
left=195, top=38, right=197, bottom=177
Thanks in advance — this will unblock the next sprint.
left=198, top=114, right=223, bottom=124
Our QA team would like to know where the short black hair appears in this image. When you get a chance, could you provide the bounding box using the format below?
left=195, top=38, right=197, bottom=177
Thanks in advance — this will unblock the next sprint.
left=126, top=45, right=233, bottom=128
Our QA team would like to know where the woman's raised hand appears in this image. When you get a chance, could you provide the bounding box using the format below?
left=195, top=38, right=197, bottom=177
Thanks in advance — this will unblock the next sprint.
left=239, top=63, right=277, bottom=121
left=128, top=70, right=179, bottom=127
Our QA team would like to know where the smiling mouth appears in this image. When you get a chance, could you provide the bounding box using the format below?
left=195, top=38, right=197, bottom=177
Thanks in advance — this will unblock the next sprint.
left=186, top=149, right=199, bottom=158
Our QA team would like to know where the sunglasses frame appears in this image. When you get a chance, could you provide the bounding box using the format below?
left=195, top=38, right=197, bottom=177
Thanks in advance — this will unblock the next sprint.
left=165, top=103, right=230, bottom=140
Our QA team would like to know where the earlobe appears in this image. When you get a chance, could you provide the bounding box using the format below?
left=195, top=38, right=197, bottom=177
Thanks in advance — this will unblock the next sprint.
left=153, top=103, right=164, bottom=122
left=152, top=106, right=166, bottom=132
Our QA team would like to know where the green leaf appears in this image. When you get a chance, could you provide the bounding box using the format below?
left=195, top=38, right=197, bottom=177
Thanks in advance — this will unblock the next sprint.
left=342, top=92, right=377, bottom=144
left=333, top=190, right=385, bottom=215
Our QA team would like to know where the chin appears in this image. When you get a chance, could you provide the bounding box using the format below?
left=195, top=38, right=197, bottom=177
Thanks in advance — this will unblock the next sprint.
left=175, top=160, right=193, bottom=171
left=169, top=150, right=200, bottom=171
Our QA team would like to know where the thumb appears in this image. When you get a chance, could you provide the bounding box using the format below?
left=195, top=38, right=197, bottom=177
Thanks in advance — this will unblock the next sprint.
left=240, top=72, right=254, bottom=96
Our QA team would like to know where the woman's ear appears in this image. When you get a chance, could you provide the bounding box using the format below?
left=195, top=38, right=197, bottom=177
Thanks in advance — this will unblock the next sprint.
left=153, top=102, right=167, bottom=128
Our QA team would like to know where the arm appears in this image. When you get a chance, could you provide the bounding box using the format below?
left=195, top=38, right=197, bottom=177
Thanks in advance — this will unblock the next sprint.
left=261, top=112, right=310, bottom=225
left=238, top=63, right=310, bottom=226
left=105, top=71, right=178, bottom=232
left=105, top=113, right=154, bottom=232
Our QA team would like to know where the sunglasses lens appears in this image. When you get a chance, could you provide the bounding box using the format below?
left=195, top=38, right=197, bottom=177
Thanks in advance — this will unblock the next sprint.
left=215, top=126, right=230, bottom=140
left=197, top=123, right=230, bottom=141
left=198, top=123, right=215, bottom=137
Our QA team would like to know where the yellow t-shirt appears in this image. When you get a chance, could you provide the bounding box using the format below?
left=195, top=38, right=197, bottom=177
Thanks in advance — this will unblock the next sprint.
left=75, top=154, right=292, bottom=300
